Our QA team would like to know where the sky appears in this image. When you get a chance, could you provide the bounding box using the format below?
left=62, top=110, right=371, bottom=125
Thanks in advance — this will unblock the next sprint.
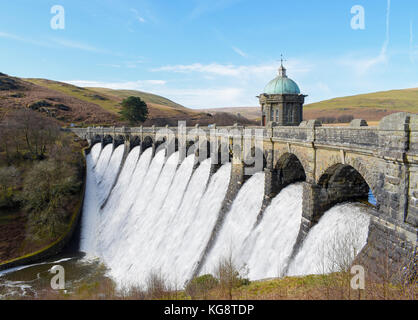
left=1, top=0, right=418, bottom=109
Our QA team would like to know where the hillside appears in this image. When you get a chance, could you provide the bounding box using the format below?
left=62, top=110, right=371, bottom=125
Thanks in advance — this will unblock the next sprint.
left=89, top=87, right=187, bottom=110
left=0, top=73, right=256, bottom=126
left=204, top=88, right=418, bottom=122
left=304, top=88, right=418, bottom=121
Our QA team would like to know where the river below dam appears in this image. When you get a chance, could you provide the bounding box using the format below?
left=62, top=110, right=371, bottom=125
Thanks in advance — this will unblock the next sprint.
left=0, top=143, right=376, bottom=298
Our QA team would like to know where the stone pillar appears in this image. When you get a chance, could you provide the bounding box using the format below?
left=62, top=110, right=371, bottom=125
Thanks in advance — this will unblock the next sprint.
left=378, top=113, right=412, bottom=224
left=299, top=182, right=322, bottom=237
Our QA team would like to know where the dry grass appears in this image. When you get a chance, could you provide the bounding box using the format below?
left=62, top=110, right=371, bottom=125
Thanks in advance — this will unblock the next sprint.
left=23, top=271, right=415, bottom=301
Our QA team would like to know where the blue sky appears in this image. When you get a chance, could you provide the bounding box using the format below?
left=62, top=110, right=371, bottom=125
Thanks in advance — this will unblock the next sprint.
left=1, top=0, right=417, bottom=108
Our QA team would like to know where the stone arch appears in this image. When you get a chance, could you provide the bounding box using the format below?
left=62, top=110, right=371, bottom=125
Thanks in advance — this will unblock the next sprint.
left=154, top=137, right=167, bottom=156
left=129, top=136, right=141, bottom=151
left=102, top=134, right=113, bottom=146
left=273, top=147, right=311, bottom=181
left=113, top=135, right=125, bottom=147
left=344, top=157, right=380, bottom=207
left=316, top=157, right=379, bottom=208
left=92, top=134, right=102, bottom=145
left=315, top=163, right=373, bottom=220
left=141, top=135, right=153, bottom=151
left=275, top=152, right=306, bottom=186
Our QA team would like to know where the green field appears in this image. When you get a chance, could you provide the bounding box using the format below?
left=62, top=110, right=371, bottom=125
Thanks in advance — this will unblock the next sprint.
left=305, top=88, right=418, bottom=112
left=89, top=87, right=187, bottom=110
left=25, top=78, right=121, bottom=114
left=25, top=79, right=189, bottom=117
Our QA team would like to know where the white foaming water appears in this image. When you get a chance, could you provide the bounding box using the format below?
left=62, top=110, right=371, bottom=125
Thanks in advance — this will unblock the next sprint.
left=242, top=183, right=303, bottom=279
left=200, top=172, right=265, bottom=276
left=90, top=143, right=102, bottom=165
left=158, top=158, right=212, bottom=285
left=100, top=146, right=140, bottom=221
left=287, top=203, right=370, bottom=276
left=79, top=152, right=101, bottom=255
left=81, top=144, right=371, bottom=288
left=97, top=144, right=125, bottom=206
left=98, top=148, right=153, bottom=262
left=114, top=154, right=196, bottom=287
left=176, top=162, right=232, bottom=281
left=94, top=144, right=113, bottom=183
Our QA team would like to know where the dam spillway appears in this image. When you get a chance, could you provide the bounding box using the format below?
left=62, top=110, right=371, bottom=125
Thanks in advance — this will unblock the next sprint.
left=80, top=143, right=372, bottom=288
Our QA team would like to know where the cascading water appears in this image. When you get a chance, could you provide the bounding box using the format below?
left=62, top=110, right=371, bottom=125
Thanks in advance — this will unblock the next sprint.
left=94, top=144, right=113, bottom=183
left=79, top=152, right=101, bottom=256
left=287, top=203, right=370, bottom=276
left=90, top=143, right=102, bottom=165
left=241, top=183, right=303, bottom=279
left=79, top=142, right=372, bottom=289
left=96, top=144, right=125, bottom=206
left=199, top=172, right=265, bottom=276
left=176, top=163, right=231, bottom=281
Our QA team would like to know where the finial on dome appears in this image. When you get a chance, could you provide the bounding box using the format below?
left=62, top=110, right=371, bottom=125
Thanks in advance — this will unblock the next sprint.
left=278, top=54, right=287, bottom=77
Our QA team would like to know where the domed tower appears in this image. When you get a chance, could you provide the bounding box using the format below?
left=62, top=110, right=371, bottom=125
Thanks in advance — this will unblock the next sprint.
left=259, top=62, right=307, bottom=126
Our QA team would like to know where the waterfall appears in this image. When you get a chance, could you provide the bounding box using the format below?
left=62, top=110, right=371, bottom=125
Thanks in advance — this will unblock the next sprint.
left=242, top=183, right=303, bottom=279
left=94, top=144, right=113, bottom=183
left=79, top=152, right=101, bottom=255
left=90, top=143, right=102, bottom=165
left=97, top=144, right=125, bottom=206
left=287, top=203, right=370, bottom=276
left=199, top=172, right=265, bottom=276
left=80, top=143, right=372, bottom=288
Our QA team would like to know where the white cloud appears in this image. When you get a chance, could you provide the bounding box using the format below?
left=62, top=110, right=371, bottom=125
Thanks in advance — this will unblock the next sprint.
left=51, top=38, right=105, bottom=53
left=232, top=46, right=248, bottom=58
left=62, top=78, right=245, bottom=108
left=160, top=87, right=244, bottom=108
left=130, top=8, right=146, bottom=23
left=64, top=79, right=167, bottom=89
left=151, top=60, right=311, bottom=78
left=0, top=31, right=51, bottom=47
left=0, top=30, right=115, bottom=55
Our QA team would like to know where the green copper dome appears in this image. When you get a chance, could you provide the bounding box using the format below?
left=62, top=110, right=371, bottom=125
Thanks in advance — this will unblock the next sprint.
left=263, top=65, right=300, bottom=95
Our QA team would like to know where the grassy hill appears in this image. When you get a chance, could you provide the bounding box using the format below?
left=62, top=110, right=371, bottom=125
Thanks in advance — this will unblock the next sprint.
left=1, top=73, right=256, bottom=127
left=89, top=87, right=187, bottom=110
left=305, top=88, right=418, bottom=112
left=204, top=88, right=418, bottom=123
left=303, top=88, right=418, bottom=121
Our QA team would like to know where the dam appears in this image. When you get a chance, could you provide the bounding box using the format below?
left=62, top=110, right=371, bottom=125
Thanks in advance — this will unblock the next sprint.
left=69, top=112, right=417, bottom=288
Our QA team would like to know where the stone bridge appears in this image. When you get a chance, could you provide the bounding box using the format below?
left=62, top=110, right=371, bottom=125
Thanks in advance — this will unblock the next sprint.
left=68, top=112, right=417, bottom=280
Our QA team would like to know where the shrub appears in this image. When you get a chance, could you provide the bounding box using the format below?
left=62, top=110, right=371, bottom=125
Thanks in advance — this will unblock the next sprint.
left=0, top=166, right=20, bottom=208
left=28, top=100, right=52, bottom=110
left=214, top=255, right=250, bottom=299
left=20, top=160, right=81, bottom=239
left=144, top=270, right=171, bottom=300
left=186, top=274, right=219, bottom=299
